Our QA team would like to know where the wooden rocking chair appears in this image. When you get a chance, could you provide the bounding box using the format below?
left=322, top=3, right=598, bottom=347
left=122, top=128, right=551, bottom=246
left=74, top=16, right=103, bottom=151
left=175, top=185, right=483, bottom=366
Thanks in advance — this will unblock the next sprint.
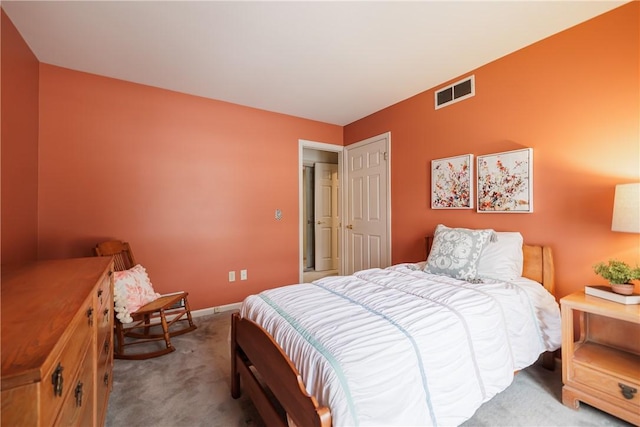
left=95, top=240, right=197, bottom=360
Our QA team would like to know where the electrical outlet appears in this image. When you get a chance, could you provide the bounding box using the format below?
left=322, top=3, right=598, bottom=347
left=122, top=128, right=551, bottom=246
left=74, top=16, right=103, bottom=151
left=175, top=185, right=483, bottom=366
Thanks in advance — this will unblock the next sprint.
left=228, top=271, right=236, bottom=282
left=240, top=269, right=247, bottom=280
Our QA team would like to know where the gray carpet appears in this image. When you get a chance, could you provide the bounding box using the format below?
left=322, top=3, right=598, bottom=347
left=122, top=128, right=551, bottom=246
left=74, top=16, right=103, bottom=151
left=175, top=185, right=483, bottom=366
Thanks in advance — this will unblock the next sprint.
left=105, top=312, right=632, bottom=427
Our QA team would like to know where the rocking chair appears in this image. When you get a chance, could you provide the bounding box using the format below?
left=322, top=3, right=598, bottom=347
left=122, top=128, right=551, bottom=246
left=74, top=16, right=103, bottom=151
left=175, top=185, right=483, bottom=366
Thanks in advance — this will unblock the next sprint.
left=95, top=240, right=197, bottom=360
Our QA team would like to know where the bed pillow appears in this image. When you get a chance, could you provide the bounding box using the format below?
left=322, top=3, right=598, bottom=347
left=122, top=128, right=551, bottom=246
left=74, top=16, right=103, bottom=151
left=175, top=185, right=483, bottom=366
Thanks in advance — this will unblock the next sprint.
left=424, top=224, right=495, bottom=280
left=113, top=264, right=160, bottom=323
left=477, top=232, right=524, bottom=280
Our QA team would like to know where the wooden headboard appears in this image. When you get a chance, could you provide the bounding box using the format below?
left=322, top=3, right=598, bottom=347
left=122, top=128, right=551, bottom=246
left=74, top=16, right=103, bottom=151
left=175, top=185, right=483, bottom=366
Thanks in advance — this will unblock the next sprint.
left=424, top=236, right=555, bottom=296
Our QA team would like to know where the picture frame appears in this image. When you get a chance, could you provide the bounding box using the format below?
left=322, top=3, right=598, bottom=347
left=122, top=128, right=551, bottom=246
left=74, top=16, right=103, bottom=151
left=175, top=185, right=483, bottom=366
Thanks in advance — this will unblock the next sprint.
left=477, top=148, right=533, bottom=213
left=431, top=154, right=474, bottom=209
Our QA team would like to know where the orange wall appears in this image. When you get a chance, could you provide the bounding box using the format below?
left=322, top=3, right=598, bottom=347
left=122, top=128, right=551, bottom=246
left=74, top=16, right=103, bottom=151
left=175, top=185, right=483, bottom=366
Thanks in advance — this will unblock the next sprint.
left=1, top=9, right=39, bottom=265
left=37, top=65, right=342, bottom=309
left=345, top=2, right=640, bottom=299
left=4, top=3, right=638, bottom=308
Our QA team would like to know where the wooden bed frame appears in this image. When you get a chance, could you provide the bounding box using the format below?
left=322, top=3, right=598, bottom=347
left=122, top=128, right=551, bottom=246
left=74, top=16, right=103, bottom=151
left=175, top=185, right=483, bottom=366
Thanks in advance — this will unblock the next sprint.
left=230, top=243, right=556, bottom=427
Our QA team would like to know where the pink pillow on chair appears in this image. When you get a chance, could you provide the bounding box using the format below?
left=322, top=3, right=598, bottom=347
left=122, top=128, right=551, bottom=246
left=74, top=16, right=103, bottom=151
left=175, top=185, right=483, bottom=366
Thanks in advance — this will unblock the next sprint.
left=113, top=264, right=160, bottom=323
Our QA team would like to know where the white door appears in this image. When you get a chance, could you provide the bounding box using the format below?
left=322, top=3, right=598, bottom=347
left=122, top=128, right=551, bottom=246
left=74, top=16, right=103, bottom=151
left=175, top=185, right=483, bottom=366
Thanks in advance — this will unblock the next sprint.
left=314, top=163, right=339, bottom=271
left=344, top=133, right=391, bottom=274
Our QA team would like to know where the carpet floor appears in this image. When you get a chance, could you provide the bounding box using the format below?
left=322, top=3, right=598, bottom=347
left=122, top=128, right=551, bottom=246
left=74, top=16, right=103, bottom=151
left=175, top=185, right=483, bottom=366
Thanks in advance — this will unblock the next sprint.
left=105, top=312, right=633, bottom=427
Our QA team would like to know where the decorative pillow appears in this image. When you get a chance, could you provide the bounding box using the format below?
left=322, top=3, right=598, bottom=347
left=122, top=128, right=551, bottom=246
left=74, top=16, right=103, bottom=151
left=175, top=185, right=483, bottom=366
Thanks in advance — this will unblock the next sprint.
left=113, top=264, right=160, bottom=323
left=424, top=224, right=495, bottom=280
left=477, top=232, right=524, bottom=280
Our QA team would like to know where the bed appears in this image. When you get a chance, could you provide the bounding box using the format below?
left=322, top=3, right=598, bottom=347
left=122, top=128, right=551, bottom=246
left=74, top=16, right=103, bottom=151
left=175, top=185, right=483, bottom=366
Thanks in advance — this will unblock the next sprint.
left=231, top=227, right=562, bottom=427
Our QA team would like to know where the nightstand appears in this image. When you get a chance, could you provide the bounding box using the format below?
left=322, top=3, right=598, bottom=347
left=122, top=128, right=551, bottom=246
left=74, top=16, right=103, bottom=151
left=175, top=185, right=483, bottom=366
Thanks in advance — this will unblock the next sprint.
left=561, top=291, right=640, bottom=425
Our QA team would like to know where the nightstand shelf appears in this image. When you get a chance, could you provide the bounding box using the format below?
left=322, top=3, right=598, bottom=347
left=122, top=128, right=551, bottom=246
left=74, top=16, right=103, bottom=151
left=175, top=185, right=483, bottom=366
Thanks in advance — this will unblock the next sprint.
left=561, top=291, right=640, bottom=426
left=574, top=342, right=640, bottom=380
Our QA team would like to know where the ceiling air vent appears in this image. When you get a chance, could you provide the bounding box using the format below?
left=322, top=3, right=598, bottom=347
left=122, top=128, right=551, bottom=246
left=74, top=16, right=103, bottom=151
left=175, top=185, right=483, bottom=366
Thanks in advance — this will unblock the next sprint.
left=435, top=75, right=475, bottom=109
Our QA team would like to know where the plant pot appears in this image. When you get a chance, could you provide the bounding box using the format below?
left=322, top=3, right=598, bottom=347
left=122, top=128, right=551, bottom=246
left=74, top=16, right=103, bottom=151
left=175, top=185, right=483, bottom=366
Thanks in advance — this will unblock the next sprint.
left=610, top=283, right=635, bottom=295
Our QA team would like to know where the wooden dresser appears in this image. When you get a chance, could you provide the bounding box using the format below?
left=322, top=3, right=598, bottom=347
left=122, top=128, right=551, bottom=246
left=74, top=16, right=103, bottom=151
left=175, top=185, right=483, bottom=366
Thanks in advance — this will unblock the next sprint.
left=1, top=257, right=114, bottom=426
left=561, top=291, right=640, bottom=426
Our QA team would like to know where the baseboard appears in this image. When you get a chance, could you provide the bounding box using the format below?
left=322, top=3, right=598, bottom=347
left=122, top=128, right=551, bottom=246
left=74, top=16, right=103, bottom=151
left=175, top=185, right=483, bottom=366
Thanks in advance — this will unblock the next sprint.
left=191, top=302, right=242, bottom=318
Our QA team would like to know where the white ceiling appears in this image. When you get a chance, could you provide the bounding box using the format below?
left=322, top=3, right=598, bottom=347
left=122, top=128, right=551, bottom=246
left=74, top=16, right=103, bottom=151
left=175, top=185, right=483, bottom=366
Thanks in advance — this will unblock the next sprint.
left=2, top=1, right=628, bottom=125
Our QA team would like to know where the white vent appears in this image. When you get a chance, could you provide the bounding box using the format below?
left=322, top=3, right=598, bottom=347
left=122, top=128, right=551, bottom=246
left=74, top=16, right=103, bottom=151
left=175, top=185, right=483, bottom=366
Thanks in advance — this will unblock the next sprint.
left=435, top=75, right=475, bottom=109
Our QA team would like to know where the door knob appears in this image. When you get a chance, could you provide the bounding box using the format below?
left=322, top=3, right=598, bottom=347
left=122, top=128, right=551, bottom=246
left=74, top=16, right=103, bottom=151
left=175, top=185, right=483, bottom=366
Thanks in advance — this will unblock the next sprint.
left=346, top=224, right=353, bottom=229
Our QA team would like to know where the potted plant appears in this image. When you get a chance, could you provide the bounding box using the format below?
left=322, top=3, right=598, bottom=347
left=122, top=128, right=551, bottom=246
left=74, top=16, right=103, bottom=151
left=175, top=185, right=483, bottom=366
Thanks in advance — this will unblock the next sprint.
left=593, top=259, right=640, bottom=295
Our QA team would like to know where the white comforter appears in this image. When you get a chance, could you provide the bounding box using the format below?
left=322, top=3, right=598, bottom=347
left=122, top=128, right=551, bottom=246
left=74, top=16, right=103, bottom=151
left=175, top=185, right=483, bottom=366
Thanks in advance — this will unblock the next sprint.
left=240, top=263, right=561, bottom=427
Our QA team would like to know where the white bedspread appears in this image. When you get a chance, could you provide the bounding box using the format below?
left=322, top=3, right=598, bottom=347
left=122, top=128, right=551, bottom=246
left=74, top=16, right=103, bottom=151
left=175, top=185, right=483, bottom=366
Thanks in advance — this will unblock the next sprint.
left=240, top=263, right=561, bottom=427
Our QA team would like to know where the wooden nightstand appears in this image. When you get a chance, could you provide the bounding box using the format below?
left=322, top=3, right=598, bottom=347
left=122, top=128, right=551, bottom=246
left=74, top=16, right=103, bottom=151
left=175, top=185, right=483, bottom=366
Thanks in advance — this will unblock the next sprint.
left=561, top=291, right=640, bottom=425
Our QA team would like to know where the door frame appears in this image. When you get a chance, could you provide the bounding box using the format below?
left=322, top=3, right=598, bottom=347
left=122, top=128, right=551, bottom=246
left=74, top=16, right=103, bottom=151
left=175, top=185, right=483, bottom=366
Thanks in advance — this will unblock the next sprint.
left=343, top=132, right=392, bottom=271
left=298, top=140, right=344, bottom=283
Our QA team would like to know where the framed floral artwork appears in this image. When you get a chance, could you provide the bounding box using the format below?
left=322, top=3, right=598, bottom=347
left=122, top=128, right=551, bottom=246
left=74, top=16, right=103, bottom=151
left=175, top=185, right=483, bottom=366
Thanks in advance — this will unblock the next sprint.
left=477, top=148, right=533, bottom=213
left=431, top=154, right=474, bottom=209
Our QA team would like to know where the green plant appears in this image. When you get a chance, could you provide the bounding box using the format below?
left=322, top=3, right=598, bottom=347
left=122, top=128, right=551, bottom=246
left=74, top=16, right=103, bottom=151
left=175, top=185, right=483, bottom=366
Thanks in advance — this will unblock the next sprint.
left=593, top=259, right=640, bottom=284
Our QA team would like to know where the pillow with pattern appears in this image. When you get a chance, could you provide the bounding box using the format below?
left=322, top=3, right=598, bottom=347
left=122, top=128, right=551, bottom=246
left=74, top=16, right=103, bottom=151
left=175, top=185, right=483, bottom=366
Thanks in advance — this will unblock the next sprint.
left=424, top=224, right=495, bottom=280
left=113, top=264, right=160, bottom=323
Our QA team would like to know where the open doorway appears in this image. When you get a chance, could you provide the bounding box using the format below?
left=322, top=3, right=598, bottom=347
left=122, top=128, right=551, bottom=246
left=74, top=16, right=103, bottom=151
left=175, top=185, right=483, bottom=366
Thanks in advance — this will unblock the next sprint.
left=299, top=140, right=343, bottom=283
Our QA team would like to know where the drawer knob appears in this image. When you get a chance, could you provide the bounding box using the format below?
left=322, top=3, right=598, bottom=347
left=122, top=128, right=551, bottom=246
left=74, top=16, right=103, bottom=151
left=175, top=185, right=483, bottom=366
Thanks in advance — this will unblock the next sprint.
left=74, top=381, right=84, bottom=407
left=103, top=372, right=110, bottom=386
left=51, top=363, right=64, bottom=397
left=87, top=307, right=94, bottom=326
left=619, top=383, right=637, bottom=400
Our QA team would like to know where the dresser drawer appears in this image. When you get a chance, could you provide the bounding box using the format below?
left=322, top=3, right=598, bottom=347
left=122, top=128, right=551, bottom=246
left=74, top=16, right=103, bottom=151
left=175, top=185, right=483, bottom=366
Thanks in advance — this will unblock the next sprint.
left=96, top=301, right=112, bottom=348
left=41, top=301, right=94, bottom=424
left=96, top=271, right=112, bottom=310
left=96, top=270, right=113, bottom=347
left=573, top=363, right=640, bottom=409
left=54, top=346, right=94, bottom=427
left=98, top=331, right=113, bottom=369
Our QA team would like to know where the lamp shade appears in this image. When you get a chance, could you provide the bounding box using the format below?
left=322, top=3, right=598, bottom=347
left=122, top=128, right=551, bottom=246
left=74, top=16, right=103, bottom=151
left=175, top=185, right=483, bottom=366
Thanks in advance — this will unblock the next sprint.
left=611, top=183, right=640, bottom=233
